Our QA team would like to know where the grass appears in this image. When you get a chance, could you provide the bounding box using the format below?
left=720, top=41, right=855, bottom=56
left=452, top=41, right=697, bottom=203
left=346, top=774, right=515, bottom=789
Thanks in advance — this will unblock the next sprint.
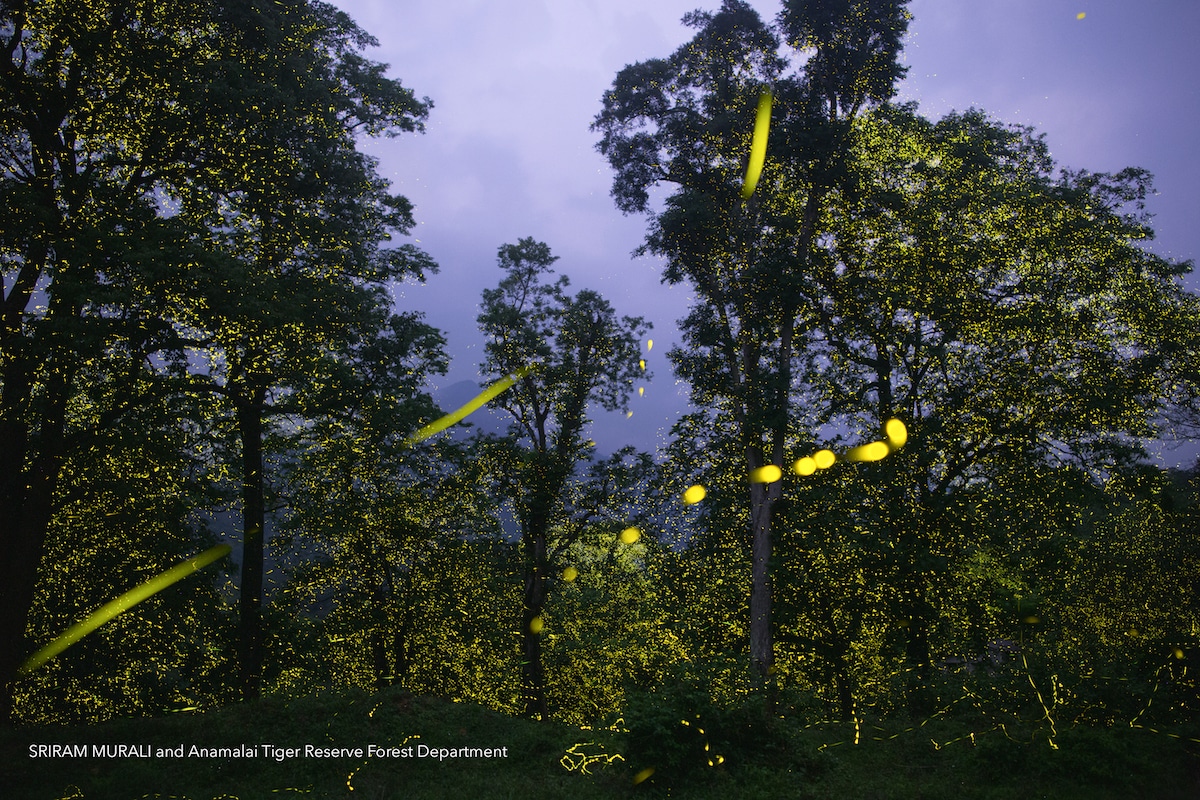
left=1, top=687, right=1196, bottom=799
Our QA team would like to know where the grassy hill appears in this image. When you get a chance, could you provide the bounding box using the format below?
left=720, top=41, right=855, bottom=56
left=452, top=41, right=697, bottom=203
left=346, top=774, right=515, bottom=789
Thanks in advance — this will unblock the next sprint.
left=1, top=687, right=1195, bottom=799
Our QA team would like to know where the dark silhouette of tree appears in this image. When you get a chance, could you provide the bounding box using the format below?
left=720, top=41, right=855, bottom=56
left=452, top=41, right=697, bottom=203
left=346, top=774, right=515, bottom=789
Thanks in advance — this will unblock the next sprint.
left=477, top=238, right=648, bottom=719
left=0, top=0, right=433, bottom=713
left=171, top=2, right=434, bottom=701
left=593, top=0, right=912, bottom=698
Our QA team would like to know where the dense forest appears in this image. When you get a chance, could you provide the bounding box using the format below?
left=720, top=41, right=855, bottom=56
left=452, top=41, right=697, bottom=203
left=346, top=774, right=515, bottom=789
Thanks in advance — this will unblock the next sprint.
left=2, top=0, right=1198, bottom=785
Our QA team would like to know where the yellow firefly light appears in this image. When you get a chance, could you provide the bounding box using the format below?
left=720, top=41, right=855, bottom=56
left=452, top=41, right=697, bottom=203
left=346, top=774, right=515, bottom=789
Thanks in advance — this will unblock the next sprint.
left=404, top=365, right=536, bottom=445
left=741, top=89, right=773, bottom=199
left=638, top=386, right=644, bottom=397
left=885, top=418, right=908, bottom=449
left=530, top=616, right=545, bottom=634
left=639, top=359, right=646, bottom=370
left=633, top=767, right=655, bottom=785
left=846, top=440, right=889, bottom=462
left=20, top=544, right=232, bottom=675
left=646, top=339, right=653, bottom=350
left=793, top=456, right=816, bottom=476
left=620, top=527, right=641, bottom=544
left=563, top=566, right=579, bottom=582
left=683, top=484, right=706, bottom=505
left=813, top=449, right=836, bottom=470
left=749, top=465, right=782, bottom=484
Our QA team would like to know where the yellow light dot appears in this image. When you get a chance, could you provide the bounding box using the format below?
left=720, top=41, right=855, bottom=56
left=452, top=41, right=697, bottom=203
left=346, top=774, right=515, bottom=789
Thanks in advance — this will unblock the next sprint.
left=813, top=449, right=836, bottom=469
left=1076, top=12, right=1086, bottom=19
left=1173, top=647, right=1184, bottom=659
left=749, top=465, right=782, bottom=484
left=846, top=440, right=889, bottom=462
left=885, top=418, right=908, bottom=449
left=646, top=339, right=653, bottom=350
left=563, top=566, right=578, bottom=582
left=683, top=484, right=706, bottom=505
left=530, top=616, right=545, bottom=634
left=793, top=456, right=816, bottom=476
left=626, top=411, right=633, bottom=418
left=633, top=767, right=655, bottom=785
left=1023, top=615, right=1039, bottom=624
left=638, top=386, right=644, bottom=397
left=620, top=527, right=641, bottom=544
left=639, top=359, right=646, bottom=370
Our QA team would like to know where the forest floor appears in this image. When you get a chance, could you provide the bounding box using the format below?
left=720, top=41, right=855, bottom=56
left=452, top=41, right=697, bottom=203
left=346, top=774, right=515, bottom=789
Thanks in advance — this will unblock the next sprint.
left=1, top=686, right=1196, bottom=799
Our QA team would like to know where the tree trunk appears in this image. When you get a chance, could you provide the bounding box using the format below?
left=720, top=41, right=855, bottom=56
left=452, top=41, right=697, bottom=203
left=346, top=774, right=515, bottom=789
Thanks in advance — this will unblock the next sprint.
left=0, top=366, right=71, bottom=724
left=237, top=388, right=268, bottom=702
left=520, top=524, right=549, bottom=719
left=749, top=479, right=774, bottom=687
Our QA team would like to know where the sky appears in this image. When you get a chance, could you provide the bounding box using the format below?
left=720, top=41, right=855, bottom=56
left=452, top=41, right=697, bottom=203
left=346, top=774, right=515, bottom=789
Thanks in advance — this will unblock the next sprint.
left=327, top=0, right=1200, bottom=466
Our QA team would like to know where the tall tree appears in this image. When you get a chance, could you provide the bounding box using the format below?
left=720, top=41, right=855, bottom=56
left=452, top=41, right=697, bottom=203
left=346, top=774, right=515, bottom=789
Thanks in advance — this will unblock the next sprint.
left=787, top=104, right=1195, bottom=701
left=0, top=0, right=234, bottom=722
left=0, top=0, right=434, bottom=714
left=592, top=0, right=911, bottom=694
left=477, top=238, right=648, bottom=719
left=170, top=0, right=434, bottom=701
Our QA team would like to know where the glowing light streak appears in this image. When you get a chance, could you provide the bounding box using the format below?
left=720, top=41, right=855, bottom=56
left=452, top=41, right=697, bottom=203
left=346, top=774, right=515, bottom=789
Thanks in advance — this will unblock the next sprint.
left=845, top=440, right=889, bottom=463
left=740, top=89, right=773, bottom=199
left=749, top=465, right=782, bottom=484
left=792, top=420, right=908, bottom=475
left=404, top=365, right=536, bottom=445
left=813, top=449, right=836, bottom=470
left=885, top=418, right=908, bottom=448
left=20, top=544, right=231, bottom=675
left=633, top=767, right=655, bottom=785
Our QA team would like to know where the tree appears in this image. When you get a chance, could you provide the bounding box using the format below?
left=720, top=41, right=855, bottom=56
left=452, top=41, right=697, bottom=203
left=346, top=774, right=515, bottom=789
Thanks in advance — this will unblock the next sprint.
left=593, top=0, right=912, bottom=695
left=0, top=0, right=237, bottom=722
left=477, top=238, right=648, bottom=719
left=0, top=0, right=434, bottom=714
left=786, top=104, right=1195, bottom=705
left=168, top=1, right=435, bottom=701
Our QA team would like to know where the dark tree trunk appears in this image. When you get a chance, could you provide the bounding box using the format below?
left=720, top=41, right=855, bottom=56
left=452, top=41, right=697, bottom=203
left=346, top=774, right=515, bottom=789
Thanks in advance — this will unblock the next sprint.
left=520, top=521, right=549, bottom=719
left=749, top=478, right=775, bottom=685
left=0, top=365, right=70, bottom=724
left=237, top=388, right=268, bottom=702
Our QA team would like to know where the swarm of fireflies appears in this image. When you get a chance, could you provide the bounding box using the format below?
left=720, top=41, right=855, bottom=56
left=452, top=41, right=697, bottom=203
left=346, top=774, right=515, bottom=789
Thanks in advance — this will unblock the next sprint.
left=404, top=364, right=536, bottom=445
left=620, top=527, right=641, bottom=544
left=683, top=484, right=706, bottom=505
left=741, top=89, right=773, bottom=199
left=20, top=544, right=232, bottom=675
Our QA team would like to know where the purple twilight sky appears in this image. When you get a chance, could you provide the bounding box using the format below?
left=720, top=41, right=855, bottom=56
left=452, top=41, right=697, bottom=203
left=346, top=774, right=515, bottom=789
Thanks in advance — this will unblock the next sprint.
left=327, top=0, right=1200, bottom=467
